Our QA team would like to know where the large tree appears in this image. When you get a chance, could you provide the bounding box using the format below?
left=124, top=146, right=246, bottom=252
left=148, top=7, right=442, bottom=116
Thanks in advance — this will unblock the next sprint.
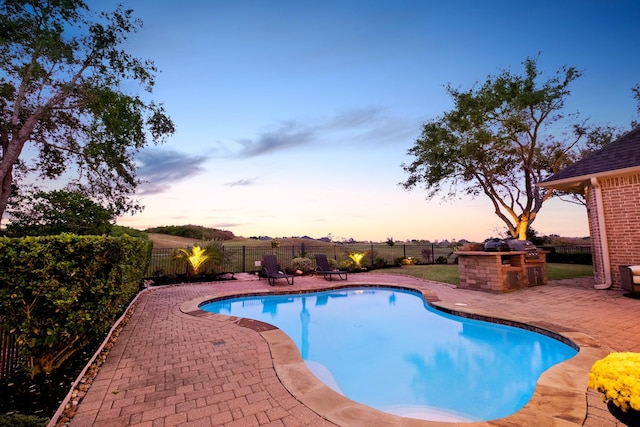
left=0, top=0, right=174, bottom=221
left=402, top=57, right=586, bottom=240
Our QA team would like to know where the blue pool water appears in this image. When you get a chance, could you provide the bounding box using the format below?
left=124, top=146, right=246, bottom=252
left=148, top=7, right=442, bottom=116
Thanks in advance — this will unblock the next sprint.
left=200, top=287, right=577, bottom=422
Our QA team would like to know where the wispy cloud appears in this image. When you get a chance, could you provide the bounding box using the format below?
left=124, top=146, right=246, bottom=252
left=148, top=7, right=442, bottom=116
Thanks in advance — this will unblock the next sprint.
left=328, top=107, right=385, bottom=129
left=225, top=177, right=258, bottom=187
left=208, top=222, right=242, bottom=228
left=234, top=107, right=411, bottom=157
left=236, top=122, right=315, bottom=157
left=136, top=148, right=208, bottom=195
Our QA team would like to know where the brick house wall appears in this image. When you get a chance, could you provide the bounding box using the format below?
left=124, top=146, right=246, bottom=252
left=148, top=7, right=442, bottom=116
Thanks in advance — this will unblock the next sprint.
left=587, top=172, right=640, bottom=288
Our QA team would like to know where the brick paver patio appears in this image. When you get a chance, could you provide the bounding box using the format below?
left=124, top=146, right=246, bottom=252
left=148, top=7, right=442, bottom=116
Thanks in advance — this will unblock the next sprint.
left=61, top=273, right=639, bottom=426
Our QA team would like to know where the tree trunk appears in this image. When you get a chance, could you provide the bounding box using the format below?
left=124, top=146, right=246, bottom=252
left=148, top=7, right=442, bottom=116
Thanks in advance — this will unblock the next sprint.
left=516, top=219, right=528, bottom=240
left=0, top=160, right=14, bottom=222
left=0, top=108, right=43, bottom=220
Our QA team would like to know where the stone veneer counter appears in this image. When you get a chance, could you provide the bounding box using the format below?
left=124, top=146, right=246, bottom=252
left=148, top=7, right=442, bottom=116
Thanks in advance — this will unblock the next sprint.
left=457, top=250, right=547, bottom=293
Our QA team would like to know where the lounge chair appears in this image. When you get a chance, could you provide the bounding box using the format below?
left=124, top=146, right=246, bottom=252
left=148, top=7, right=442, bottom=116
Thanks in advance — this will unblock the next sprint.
left=261, top=254, right=294, bottom=286
left=315, top=254, right=348, bottom=281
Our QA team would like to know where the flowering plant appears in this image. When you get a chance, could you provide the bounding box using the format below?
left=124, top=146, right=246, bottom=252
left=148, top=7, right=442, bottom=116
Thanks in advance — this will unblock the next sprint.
left=588, top=352, right=640, bottom=412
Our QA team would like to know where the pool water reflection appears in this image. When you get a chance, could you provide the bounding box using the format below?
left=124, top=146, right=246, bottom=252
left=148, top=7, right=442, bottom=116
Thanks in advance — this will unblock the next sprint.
left=200, top=287, right=577, bottom=422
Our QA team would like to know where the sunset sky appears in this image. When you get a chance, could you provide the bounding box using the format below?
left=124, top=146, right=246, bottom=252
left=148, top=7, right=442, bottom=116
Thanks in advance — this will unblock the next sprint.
left=104, top=0, right=639, bottom=242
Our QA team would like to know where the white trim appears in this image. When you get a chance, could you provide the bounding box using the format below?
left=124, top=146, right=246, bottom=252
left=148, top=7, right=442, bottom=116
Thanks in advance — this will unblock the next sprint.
left=538, top=165, right=640, bottom=190
left=590, top=177, right=612, bottom=290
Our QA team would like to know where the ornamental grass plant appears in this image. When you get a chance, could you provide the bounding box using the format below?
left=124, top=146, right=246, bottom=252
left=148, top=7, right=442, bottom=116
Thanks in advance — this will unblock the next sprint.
left=588, top=352, right=640, bottom=412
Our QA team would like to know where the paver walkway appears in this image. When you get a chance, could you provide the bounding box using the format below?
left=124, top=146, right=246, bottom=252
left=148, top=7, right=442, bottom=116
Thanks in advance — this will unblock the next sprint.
left=62, top=273, right=639, bottom=427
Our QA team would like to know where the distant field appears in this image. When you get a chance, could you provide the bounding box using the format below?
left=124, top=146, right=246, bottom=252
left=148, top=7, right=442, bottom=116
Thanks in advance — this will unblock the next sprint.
left=147, top=234, right=334, bottom=249
left=147, top=233, right=203, bottom=248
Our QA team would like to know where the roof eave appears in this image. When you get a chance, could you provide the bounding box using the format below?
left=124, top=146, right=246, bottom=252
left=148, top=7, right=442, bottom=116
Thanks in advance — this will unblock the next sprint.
left=537, top=165, right=640, bottom=193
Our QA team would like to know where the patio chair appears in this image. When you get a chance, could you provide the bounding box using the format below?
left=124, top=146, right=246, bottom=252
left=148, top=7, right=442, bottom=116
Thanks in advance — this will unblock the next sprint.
left=315, top=254, right=348, bottom=281
left=261, top=254, right=294, bottom=286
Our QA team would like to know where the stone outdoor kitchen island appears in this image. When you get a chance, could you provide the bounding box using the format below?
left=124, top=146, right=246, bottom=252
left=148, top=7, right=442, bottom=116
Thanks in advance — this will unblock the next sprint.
left=457, top=248, right=547, bottom=293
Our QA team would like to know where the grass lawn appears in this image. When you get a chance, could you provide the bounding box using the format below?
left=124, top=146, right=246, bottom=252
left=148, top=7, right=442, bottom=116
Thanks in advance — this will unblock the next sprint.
left=546, top=263, right=594, bottom=280
left=372, top=263, right=593, bottom=286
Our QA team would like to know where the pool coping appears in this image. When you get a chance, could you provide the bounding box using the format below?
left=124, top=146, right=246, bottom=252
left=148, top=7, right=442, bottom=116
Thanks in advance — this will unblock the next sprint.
left=180, top=281, right=610, bottom=427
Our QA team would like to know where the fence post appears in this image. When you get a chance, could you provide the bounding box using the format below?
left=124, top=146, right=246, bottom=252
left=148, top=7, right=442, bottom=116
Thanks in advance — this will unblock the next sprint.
left=403, top=244, right=406, bottom=258
left=0, top=328, right=21, bottom=382
left=242, top=246, right=246, bottom=272
left=222, top=246, right=226, bottom=272
left=370, top=244, right=374, bottom=266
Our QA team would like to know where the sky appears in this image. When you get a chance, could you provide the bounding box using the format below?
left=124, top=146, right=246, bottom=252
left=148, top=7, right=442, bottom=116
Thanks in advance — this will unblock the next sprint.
left=96, top=0, right=639, bottom=242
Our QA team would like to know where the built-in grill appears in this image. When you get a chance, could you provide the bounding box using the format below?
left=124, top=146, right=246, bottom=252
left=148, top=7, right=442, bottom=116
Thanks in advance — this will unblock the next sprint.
left=483, top=238, right=541, bottom=261
left=505, top=239, right=541, bottom=261
left=460, top=238, right=548, bottom=292
left=483, top=238, right=509, bottom=252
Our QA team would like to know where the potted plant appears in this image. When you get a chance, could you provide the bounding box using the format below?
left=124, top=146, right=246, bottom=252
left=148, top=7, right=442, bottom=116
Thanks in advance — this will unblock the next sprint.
left=589, top=352, right=640, bottom=426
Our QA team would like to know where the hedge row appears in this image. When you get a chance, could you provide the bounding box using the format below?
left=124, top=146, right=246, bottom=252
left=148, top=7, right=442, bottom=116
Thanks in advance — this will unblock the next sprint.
left=0, top=234, right=151, bottom=377
left=542, top=247, right=593, bottom=265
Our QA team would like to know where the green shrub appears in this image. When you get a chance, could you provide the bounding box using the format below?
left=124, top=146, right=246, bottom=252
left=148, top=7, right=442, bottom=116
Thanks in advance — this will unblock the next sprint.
left=0, top=414, right=49, bottom=427
left=0, top=234, right=151, bottom=377
left=291, top=257, right=314, bottom=273
left=110, top=225, right=148, bottom=240
left=340, top=259, right=355, bottom=270
left=145, top=224, right=234, bottom=241
left=542, top=247, right=593, bottom=265
left=341, top=252, right=370, bottom=271
left=435, top=256, right=448, bottom=264
left=326, top=257, right=339, bottom=269
left=397, top=256, right=419, bottom=265
left=373, top=256, right=387, bottom=268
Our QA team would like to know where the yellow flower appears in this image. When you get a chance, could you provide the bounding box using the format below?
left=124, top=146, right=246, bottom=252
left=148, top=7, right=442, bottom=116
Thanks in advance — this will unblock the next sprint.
left=589, top=352, right=640, bottom=412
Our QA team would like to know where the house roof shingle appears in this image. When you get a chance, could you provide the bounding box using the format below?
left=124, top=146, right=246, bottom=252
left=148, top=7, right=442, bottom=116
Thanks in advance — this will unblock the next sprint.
left=540, top=126, right=640, bottom=191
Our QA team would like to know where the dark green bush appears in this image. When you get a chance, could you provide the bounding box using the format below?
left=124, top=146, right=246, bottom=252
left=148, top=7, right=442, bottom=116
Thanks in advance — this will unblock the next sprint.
left=373, top=256, right=387, bottom=268
left=291, top=257, right=315, bottom=273
left=0, top=234, right=151, bottom=377
left=549, top=252, right=593, bottom=265
left=145, top=224, right=234, bottom=241
left=542, top=247, right=593, bottom=265
left=0, top=414, right=48, bottom=427
left=110, top=225, right=148, bottom=240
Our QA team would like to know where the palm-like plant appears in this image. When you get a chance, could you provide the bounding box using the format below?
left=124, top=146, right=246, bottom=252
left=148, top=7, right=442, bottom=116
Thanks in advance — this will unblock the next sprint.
left=348, top=252, right=365, bottom=268
left=175, top=244, right=210, bottom=275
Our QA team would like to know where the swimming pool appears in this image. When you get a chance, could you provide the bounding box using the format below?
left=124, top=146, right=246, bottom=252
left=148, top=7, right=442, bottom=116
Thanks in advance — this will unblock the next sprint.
left=200, top=287, right=577, bottom=422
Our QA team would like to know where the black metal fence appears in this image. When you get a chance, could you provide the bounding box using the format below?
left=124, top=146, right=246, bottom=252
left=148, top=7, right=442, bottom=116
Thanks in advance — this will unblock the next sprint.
left=144, top=244, right=447, bottom=277
left=542, top=245, right=592, bottom=265
left=144, top=243, right=594, bottom=277
left=0, top=326, right=23, bottom=382
left=550, top=245, right=592, bottom=253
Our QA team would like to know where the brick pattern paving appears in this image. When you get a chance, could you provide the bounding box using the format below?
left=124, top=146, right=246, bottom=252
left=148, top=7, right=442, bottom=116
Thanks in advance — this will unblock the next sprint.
left=68, top=274, right=640, bottom=426
left=70, top=280, right=336, bottom=427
